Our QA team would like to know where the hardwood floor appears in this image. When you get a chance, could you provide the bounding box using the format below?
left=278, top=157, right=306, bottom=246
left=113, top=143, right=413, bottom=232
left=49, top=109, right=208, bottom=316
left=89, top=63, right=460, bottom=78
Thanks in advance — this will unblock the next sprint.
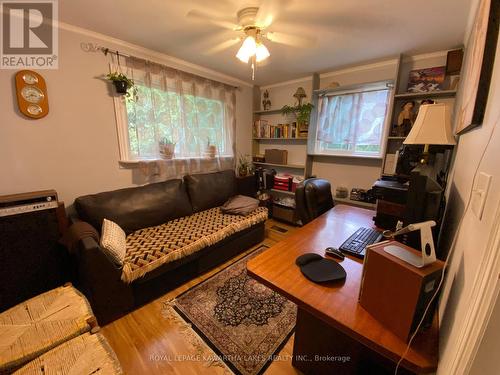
left=101, top=219, right=302, bottom=375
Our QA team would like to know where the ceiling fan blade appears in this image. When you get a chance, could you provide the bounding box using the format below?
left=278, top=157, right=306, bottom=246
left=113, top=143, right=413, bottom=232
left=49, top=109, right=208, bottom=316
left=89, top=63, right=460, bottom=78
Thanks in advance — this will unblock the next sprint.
left=206, top=38, right=241, bottom=54
left=255, top=0, right=290, bottom=29
left=186, top=9, right=240, bottom=30
left=265, top=31, right=316, bottom=47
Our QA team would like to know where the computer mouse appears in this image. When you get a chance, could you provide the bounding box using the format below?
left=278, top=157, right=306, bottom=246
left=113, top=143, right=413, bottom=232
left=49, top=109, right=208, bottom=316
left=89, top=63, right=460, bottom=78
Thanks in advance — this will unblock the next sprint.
left=325, top=247, right=345, bottom=260
left=295, top=253, right=323, bottom=266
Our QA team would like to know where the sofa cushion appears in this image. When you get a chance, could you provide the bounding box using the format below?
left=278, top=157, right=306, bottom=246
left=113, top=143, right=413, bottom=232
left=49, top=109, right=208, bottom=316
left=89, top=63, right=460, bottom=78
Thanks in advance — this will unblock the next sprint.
left=100, top=219, right=126, bottom=266
left=121, top=206, right=268, bottom=283
left=221, top=195, right=259, bottom=216
left=75, top=179, right=193, bottom=234
left=184, top=170, right=236, bottom=212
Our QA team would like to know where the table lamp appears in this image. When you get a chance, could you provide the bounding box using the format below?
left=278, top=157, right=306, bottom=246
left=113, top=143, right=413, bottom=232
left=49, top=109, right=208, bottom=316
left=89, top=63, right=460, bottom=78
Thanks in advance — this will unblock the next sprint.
left=403, top=103, right=456, bottom=164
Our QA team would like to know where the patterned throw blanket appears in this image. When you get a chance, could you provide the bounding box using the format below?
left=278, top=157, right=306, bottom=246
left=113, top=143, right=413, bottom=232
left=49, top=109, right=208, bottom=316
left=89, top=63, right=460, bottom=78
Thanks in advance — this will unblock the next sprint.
left=121, top=207, right=268, bottom=283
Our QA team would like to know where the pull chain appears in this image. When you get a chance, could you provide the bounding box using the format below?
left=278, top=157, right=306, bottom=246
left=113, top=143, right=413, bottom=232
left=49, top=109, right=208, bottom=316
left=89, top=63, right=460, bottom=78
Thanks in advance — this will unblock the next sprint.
left=251, top=55, right=256, bottom=81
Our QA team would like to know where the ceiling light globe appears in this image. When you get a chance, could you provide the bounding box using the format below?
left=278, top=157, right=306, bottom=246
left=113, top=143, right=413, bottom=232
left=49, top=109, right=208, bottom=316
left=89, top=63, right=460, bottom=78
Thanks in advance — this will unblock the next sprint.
left=255, top=43, right=270, bottom=62
left=236, top=36, right=256, bottom=63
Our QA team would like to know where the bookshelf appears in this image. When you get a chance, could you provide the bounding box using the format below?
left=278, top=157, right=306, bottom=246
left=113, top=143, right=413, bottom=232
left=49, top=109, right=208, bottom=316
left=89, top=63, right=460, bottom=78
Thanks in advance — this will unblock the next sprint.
left=381, top=54, right=458, bottom=177
left=251, top=74, right=319, bottom=225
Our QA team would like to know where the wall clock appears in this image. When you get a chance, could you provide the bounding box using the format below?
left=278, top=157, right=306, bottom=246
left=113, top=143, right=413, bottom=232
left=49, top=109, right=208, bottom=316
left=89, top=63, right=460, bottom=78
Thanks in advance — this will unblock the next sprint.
left=15, top=70, right=49, bottom=119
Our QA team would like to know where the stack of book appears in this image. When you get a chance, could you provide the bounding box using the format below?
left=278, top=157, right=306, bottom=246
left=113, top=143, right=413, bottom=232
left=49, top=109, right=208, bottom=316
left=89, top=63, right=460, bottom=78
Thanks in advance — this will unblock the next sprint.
left=253, top=120, right=302, bottom=139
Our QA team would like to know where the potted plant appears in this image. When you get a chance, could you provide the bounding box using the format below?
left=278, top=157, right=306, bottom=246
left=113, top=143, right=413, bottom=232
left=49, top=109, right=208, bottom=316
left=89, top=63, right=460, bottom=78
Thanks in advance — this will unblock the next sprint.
left=237, top=154, right=252, bottom=177
left=159, top=137, right=175, bottom=159
left=106, top=72, right=138, bottom=101
left=205, top=138, right=217, bottom=159
left=281, top=102, right=314, bottom=138
left=281, top=102, right=314, bottom=125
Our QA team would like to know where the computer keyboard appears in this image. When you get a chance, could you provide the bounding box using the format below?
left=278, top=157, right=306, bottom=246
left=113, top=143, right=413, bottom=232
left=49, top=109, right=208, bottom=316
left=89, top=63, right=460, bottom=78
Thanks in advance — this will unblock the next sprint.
left=339, top=227, right=383, bottom=259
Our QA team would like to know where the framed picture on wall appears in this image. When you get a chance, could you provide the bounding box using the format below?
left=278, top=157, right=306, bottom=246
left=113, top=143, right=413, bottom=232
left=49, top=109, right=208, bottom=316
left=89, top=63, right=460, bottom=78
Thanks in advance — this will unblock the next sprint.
left=455, top=0, right=499, bottom=135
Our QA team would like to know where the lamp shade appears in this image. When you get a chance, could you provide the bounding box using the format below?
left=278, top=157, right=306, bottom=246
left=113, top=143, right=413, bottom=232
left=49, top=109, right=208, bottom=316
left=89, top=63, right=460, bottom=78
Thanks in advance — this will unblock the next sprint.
left=404, top=103, right=456, bottom=146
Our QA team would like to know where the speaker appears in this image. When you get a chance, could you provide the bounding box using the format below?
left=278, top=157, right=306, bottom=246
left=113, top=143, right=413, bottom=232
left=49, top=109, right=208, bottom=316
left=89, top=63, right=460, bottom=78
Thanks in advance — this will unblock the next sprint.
left=0, top=190, right=70, bottom=311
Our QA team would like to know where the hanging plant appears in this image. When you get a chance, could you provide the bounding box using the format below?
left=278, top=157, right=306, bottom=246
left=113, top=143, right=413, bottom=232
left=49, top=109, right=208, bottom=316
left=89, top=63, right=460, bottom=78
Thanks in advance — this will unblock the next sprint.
left=281, top=103, right=314, bottom=125
left=106, top=72, right=138, bottom=101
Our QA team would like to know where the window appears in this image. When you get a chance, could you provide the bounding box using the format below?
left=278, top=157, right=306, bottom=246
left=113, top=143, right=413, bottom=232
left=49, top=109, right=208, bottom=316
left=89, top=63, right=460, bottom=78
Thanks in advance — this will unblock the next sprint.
left=112, top=60, right=236, bottom=164
left=125, top=84, right=231, bottom=159
left=313, top=81, right=392, bottom=158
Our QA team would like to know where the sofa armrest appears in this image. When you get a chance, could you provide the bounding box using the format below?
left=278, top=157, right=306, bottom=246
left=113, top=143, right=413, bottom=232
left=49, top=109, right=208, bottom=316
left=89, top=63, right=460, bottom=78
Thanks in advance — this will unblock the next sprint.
left=75, top=235, right=134, bottom=324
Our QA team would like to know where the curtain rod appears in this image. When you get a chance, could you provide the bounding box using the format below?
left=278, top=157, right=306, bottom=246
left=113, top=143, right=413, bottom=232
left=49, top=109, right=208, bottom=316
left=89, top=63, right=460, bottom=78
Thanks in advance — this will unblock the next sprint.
left=80, top=42, right=239, bottom=90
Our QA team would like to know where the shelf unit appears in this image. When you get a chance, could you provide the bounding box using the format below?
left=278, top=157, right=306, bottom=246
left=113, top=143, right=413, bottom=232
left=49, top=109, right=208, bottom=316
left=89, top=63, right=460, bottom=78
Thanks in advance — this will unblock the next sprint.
left=253, top=137, right=308, bottom=141
left=381, top=55, right=458, bottom=177
left=251, top=74, right=319, bottom=225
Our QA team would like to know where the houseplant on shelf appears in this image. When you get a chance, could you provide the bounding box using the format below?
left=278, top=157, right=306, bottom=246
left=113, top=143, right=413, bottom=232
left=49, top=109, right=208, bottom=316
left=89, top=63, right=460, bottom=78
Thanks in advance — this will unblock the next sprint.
left=281, top=103, right=314, bottom=125
left=159, top=137, right=176, bottom=159
left=106, top=72, right=138, bottom=101
left=281, top=102, right=314, bottom=137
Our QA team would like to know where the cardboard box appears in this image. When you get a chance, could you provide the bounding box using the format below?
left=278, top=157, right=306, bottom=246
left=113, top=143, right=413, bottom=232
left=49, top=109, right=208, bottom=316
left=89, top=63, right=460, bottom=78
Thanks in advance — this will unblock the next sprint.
left=265, top=149, right=288, bottom=165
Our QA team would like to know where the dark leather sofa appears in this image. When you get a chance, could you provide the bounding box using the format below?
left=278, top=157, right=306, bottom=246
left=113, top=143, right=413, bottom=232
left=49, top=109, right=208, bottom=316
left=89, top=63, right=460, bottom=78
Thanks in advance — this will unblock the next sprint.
left=72, top=170, right=265, bottom=324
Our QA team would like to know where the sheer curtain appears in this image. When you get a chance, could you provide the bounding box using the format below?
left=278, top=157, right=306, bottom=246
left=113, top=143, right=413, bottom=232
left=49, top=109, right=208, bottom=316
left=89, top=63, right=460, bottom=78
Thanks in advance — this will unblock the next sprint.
left=115, top=56, right=236, bottom=180
left=316, top=88, right=390, bottom=156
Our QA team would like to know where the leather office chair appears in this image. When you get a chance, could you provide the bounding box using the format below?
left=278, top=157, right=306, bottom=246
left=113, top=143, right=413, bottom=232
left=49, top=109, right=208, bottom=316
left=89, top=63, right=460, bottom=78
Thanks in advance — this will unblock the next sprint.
left=295, top=178, right=334, bottom=225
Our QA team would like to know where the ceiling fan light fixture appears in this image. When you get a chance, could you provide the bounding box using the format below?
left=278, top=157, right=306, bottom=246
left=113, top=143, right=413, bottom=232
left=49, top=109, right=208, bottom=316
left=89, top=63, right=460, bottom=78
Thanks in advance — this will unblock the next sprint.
left=255, top=42, right=270, bottom=62
left=236, top=36, right=256, bottom=63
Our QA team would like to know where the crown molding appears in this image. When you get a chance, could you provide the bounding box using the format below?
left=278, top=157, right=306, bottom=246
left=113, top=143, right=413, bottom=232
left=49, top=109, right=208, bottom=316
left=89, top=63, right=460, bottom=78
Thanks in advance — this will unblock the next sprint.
left=58, top=21, right=253, bottom=88
left=259, top=75, right=313, bottom=90
left=320, top=58, right=399, bottom=79
left=402, top=50, right=449, bottom=63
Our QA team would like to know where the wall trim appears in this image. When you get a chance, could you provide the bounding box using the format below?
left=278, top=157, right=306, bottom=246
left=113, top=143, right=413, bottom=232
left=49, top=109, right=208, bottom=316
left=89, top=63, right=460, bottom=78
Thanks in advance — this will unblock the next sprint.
left=319, top=58, right=399, bottom=79
left=260, top=75, right=313, bottom=90
left=57, top=21, right=254, bottom=88
left=439, top=201, right=500, bottom=374
left=402, top=50, right=450, bottom=63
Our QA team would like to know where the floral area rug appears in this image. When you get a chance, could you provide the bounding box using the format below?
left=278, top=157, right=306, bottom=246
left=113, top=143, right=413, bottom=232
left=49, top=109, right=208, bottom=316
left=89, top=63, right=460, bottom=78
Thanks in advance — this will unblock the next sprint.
left=166, top=245, right=296, bottom=375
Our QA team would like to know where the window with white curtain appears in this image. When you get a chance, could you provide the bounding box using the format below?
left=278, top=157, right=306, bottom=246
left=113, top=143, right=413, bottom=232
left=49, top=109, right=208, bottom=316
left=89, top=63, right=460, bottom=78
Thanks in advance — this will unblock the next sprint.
left=313, top=81, right=392, bottom=158
left=113, top=57, right=236, bottom=174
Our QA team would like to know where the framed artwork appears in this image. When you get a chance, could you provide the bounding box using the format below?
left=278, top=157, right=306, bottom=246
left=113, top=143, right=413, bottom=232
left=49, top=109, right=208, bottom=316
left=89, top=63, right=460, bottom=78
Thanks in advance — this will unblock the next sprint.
left=455, top=0, right=499, bottom=135
left=407, top=66, right=446, bottom=92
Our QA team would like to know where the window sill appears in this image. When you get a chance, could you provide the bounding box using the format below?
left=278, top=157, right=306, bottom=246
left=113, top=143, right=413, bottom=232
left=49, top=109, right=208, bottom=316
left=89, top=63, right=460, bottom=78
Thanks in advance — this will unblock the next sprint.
left=118, top=156, right=234, bottom=169
left=309, top=152, right=383, bottom=160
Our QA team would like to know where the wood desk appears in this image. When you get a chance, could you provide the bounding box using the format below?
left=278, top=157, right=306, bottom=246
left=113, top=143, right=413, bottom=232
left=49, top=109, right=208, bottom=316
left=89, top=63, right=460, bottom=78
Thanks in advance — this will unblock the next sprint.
left=247, top=205, right=438, bottom=374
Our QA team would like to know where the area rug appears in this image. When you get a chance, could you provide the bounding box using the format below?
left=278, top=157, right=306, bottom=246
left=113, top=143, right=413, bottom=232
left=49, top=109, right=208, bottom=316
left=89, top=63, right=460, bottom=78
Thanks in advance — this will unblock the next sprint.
left=165, top=245, right=297, bottom=375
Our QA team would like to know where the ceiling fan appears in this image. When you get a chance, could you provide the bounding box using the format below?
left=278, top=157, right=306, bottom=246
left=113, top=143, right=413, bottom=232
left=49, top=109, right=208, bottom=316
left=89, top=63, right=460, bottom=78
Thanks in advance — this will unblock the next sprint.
left=187, top=1, right=315, bottom=79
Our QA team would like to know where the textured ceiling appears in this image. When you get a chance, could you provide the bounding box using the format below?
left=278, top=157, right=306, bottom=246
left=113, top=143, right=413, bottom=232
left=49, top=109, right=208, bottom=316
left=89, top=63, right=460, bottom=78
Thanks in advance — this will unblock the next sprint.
left=60, top=0, right=472, bottom=85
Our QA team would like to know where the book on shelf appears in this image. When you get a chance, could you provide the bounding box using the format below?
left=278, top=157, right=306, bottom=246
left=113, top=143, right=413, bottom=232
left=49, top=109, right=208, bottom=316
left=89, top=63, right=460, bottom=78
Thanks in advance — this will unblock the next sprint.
left=253, top=120, right=301, bottom=139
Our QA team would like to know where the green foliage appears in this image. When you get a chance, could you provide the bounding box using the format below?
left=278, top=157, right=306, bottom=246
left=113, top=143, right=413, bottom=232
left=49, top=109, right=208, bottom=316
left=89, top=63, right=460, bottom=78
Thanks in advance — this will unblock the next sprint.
left=237, top=154, right=253, bottom=176
left=125, top=84, right=226, bottom=159
left=106, top=72, right=138, bottom=102
left=159, top=137, right=175, bottom=146
left=281, top=103, right=314, bottom=124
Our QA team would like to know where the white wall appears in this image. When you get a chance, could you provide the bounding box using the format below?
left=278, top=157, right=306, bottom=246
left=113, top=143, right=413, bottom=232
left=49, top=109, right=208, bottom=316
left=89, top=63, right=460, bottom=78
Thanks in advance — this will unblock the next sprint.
left=0, top=24, right=253, bottom=207
left=469, top=292, right=500, bottom=375
left=437, top=0, right=500, bottom=372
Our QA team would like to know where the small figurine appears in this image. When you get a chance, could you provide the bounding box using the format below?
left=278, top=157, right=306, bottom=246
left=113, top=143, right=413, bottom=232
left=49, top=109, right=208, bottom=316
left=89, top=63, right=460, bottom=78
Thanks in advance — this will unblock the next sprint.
left=262, top=90, right=271, bottom=111
left=396, top=101, right=415, bottom=137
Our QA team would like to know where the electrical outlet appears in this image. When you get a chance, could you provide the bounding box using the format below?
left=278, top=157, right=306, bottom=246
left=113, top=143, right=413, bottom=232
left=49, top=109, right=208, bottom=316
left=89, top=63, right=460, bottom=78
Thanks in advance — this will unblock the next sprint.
left=471, top=172, right=492, bottom=220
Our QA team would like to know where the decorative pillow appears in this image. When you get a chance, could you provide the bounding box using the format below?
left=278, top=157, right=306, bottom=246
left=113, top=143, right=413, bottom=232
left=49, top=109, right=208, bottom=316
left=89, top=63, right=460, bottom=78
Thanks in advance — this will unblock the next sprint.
left=100, top=219, right=126, bottom=266
left=221, top=195, right=259, bottom=216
